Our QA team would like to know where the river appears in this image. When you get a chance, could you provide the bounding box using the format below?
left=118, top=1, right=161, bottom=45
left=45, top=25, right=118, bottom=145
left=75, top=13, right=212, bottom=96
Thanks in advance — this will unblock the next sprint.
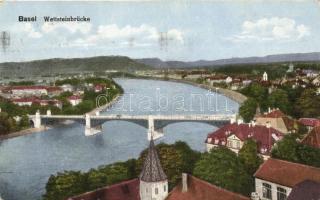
left=0, top=78, right=239, bottom=200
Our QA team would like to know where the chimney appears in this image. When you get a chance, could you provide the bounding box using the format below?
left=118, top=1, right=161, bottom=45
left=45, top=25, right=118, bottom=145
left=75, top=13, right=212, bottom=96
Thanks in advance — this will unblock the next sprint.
left=268, top=107, right=271, bottom=113
left=251, top=120, right=256, bottom=127
left=237, top=119, right=243, bottom=125
left=182, top=173, right=188, bottom=192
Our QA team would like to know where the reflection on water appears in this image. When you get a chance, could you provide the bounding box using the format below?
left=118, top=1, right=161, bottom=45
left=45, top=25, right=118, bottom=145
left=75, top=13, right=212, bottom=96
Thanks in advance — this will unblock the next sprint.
left=0, top=79, right=239, bottom=200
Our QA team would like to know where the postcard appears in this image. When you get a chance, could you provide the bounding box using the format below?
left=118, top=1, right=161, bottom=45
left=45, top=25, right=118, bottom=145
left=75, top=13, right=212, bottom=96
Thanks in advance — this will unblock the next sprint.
left=0, top=1, right=319, bottom=200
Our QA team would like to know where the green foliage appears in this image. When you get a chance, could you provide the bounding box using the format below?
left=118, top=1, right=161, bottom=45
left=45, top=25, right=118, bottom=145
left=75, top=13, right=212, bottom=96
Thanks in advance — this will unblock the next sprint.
left=0, top=112, right=16, bottom=134
left=271, top=134, right=320, bottom=167
left=295, top=89, right=320, bottom=118
left=193, top=147, right=252, bottom=196
left=0, top=56, right=151, bottom=78
left=238, top=139, right=263, bottom=176
left=43, top=171, right=87, bottom=200
left=239, top=98, right=257, bottom=123
left=173, top=141, right=201, bottom=174
left=9, top=81, right=35, bottom=86
left=267, top=89, right=290, bottom=113
left=240, top=83, right=268, bottom=107
left=43, top=162, right=132, bottom=200
left=212, top=63, right=288, bottom=80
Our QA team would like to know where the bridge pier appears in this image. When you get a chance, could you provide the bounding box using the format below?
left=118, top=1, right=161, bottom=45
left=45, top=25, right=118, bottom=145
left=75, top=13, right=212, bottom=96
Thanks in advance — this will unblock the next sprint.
left=34, top=110, right=42, bottom=129
left=85, top=114, right=102, bottom=136
left=148, top=116, right=164, bottom=140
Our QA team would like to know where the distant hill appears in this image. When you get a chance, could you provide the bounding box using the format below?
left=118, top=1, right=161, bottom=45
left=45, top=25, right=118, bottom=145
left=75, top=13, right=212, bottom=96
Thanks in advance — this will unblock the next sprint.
left=0, top=56, right=151, bottom=77
left=135, top=52, right=320, bottom=68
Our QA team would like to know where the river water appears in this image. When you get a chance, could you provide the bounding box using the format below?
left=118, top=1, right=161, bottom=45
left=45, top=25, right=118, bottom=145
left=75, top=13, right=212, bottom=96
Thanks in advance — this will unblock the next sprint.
left=0, top=79, right=239, bottom=200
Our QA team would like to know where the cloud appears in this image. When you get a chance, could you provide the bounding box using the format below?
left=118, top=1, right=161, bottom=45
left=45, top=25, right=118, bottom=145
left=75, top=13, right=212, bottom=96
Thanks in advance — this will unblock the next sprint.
left=71, top=24, right=184, bottom=47
left=22, top=23, right=42, bottom=38
left=229, top=17, right=310, bottom=42
left=41, top=22, right=92, bottom=34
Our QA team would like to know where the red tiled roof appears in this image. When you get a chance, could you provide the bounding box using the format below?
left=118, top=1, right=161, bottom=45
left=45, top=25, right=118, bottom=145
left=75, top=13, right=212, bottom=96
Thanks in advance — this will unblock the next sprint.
left=254, top=158, right=320, bottom=188
left=68, top=95, right=82, bottom=100
left=298, top=118, right=320, bottom=127
left=12, top=98, right=61, bottom=104
left=12, top=97, right=38, bottom=102
left=206, top=123, right=284, bottom=154
left=301, top=126, right=320, bottom=148
left=166, top=175, right=250, bottom=200
left=9, top=86, right=48, bottom=90
left=47, top=87, right=62, bottom=92
left=68, top=179, right=140, bottom=200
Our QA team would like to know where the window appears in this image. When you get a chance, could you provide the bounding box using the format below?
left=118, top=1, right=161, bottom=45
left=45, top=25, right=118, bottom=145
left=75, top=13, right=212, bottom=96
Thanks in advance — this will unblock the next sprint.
left=155, top=187, right=158, bottom=195
left=236, top=141, right=240, bottom=149
left=277, top=187, right=287, bottom=200
left=164, top=185, right=166, bottom=192
left=262, top=183, right=272, bottom=199
left=146, top=188, right=148, bottom=193
left=227, top=140, right=232, bottom=147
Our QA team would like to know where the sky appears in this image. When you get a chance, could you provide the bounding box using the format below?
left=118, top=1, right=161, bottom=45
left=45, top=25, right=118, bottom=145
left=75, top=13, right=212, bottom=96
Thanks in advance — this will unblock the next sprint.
left=0, top=0, right=320, bottom=62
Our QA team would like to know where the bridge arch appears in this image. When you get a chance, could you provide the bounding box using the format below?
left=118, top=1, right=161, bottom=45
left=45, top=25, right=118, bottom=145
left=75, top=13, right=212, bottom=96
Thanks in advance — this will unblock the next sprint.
left=153, top=119, right=230, bottom=130
left=90, top=119, right=149, bottom=128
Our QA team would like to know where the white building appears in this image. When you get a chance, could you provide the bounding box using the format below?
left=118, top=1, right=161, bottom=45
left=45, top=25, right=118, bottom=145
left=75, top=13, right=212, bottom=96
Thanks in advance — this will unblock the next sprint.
left=61, top=84, right=74, bottom=92
left=68, top=95, right=82, bottom=106
left=10, top=86, right=48, bottom=97
left=206, top=121, right=284, bottom=160
left=253, top=158, right=320, bottom=200
left=263, top=72, right=268, bottom=81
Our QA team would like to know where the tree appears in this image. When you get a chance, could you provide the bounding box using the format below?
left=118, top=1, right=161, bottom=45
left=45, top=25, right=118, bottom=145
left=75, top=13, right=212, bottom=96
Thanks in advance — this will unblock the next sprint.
left=267, top=89, right=290, bottom=113
left=296, top=144, right=320, bottom=167
left=239, top=98, right=257, bottom=123
left=295, top=89, right=320, bottom=118
left=173, top=141, right=201, bottom=174
left=271, top=134, right=320, bottom=167
left=43, top=171, right=87, bottom=200
left=271, top=134, right=300, bottom=163
left=241, top=83, right=268, bottom=110
left=238, top=139, right=263, bottom=176
left=193, top=147, right=252, bottom=196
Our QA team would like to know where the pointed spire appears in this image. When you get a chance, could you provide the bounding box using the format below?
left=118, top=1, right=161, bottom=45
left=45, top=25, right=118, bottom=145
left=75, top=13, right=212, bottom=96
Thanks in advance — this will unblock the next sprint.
left=140, top=139, right=167, bottom=182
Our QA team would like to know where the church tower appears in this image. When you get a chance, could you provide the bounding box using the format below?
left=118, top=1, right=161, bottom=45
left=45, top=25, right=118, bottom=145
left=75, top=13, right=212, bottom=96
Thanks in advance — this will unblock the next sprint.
left=262, top=72, right=268, bottom=81
left=140, top=139, right=168, bottom=200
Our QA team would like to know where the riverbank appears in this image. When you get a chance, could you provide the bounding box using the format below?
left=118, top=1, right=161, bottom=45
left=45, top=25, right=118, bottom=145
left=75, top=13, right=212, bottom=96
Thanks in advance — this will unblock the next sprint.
left=87, top=94, right=121, bottom=115
left=0, top=95, right=122, bottom=141
left=0, top=80, right=123, bottom=140
left=129, top=76, right=247, bottom=104
left=0, top=127, right=47, bottom=140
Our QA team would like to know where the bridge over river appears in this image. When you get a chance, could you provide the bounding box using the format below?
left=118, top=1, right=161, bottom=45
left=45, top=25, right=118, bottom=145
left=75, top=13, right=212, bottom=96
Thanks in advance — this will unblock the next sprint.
left=29, top=110, right=236, bottom=140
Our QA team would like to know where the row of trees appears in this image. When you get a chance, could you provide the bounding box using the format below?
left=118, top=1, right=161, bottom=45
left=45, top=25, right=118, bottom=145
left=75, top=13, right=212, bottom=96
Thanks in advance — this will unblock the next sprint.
left=239, top=83, right=320, bottom=122
left=44, top=140, right=263, bottom=200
